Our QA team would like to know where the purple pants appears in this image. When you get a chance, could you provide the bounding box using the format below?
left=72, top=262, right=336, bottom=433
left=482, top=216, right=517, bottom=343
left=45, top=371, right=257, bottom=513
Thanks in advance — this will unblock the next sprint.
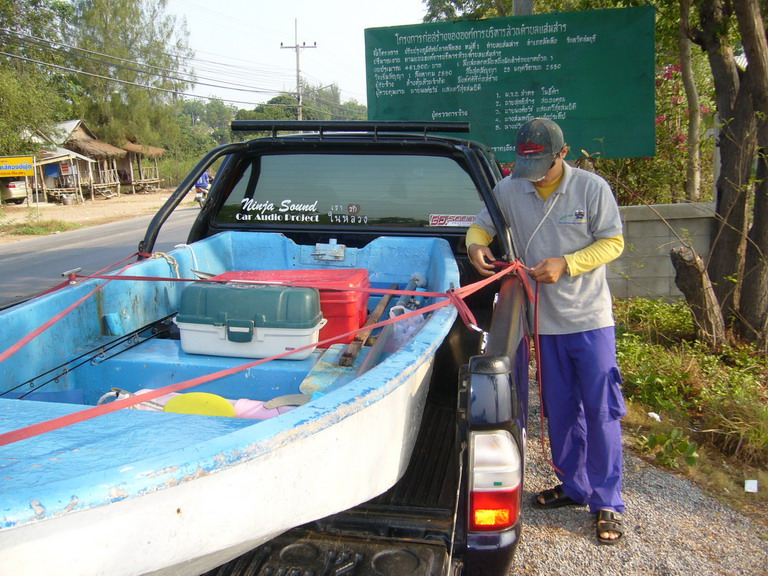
left=539, top=327, right=626, bottom=514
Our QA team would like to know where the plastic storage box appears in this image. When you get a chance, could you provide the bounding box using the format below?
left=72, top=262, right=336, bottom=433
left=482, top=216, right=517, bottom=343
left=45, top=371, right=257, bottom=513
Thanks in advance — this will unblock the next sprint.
left=213, top=269, right=370, bottom=346
left=175, top=282, right=325, bottom=360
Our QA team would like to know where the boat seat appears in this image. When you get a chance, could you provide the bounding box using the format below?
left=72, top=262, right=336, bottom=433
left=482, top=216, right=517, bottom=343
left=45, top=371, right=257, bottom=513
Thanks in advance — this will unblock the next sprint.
left=298, top=344, right=370, bottom=395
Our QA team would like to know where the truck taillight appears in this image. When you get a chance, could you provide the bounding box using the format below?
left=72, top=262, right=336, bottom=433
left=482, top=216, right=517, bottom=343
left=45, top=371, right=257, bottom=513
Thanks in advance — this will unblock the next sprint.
left=469, top=430, right=522, bottom=531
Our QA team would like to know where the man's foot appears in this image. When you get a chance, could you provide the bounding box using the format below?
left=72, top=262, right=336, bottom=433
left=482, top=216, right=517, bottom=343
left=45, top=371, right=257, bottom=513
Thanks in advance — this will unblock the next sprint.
left=532, top=485, right=583, bottom=509
left=595, top=509, right=624, bottom=545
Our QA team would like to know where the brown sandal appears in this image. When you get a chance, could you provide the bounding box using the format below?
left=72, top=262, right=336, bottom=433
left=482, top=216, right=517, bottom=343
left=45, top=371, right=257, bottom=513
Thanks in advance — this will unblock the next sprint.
left=595, top=509, right=625, bottom=545
left=532, top=485, right=583, bottom=509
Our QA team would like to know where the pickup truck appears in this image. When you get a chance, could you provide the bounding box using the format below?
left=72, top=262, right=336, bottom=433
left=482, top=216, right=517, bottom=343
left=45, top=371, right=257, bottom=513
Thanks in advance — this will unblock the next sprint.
left=140, top=121, right=531, bottom=576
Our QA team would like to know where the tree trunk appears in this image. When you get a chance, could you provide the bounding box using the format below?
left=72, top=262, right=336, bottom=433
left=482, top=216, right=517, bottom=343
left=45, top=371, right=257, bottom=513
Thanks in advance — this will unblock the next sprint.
left=740, top=147, right=768, bottom=350
left=730, top=0, right=768, bottom=349
left=670, top=246, right=726, bottom=349
left=707, top=98, right=755, bottom=318
left=687, top=0, right=768, bottom=347
left=693, top=0, right=755, bottom=323
left=680, top=0, right=701, bottom=201
left=512, top=1, right=531, bottom=16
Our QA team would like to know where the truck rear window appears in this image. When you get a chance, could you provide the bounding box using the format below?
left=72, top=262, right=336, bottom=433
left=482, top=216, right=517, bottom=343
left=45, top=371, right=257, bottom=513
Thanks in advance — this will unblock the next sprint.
left=214, top=153, right=484, bottom=228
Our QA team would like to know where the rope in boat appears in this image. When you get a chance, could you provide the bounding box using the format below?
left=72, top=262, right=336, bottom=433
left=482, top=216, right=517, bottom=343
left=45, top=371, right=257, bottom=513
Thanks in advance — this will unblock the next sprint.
left=0, top=262, right=539, bottom=451
left=151, top=252, right=181, bottom=278
left=0, top=264, right=475, bottom=366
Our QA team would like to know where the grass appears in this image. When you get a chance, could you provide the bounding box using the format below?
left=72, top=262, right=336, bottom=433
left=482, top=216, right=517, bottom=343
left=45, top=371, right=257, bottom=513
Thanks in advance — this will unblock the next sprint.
left=7, top=220, right=82, bottom=235
left=615, top=297, right=768, bottom=526
left=0, top=209, right=82, bottom=236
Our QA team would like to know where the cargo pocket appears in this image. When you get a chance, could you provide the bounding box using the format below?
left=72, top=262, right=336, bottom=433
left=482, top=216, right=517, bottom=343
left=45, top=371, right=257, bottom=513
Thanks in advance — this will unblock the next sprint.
left=607, top=366, right=627, bottom=420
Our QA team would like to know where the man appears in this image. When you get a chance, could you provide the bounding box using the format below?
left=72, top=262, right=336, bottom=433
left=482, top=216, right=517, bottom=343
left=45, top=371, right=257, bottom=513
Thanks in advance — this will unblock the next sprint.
left=195, top=170, right=211, bottom=190
left=466, top=118, right=626, bottom=545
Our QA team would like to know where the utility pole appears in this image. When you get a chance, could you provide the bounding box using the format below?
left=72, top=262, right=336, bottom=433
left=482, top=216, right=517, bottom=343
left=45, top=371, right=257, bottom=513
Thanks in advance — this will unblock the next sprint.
left=280, top=19, right=316, bottom=121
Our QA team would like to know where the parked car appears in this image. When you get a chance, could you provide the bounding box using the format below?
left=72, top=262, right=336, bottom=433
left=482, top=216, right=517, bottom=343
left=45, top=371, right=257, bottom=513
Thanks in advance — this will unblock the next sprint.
left=0, top=179, right=30, bottom=204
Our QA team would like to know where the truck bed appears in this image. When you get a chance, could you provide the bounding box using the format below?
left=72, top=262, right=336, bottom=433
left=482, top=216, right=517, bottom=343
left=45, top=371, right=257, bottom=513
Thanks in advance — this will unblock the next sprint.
left=203, top=390, right=460, bottom=576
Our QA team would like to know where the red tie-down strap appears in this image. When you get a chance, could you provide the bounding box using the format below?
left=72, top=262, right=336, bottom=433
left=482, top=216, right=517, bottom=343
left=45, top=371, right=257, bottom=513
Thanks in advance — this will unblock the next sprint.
left=0, top=253, right=152, bottom=365
left=1, top=259, right=527, bottom=366
left=490, top=260, right=563, bottom=476
left=0, top=261, right=527, bottom=447
left=34, top=252, right=154, bottom=298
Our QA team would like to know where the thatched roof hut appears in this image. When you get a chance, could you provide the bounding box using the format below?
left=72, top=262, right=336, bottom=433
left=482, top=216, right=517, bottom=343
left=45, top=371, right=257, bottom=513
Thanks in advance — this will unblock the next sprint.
left=121, top=141, right=166, bottom=192
left=54, top=120, right=126, bottom=160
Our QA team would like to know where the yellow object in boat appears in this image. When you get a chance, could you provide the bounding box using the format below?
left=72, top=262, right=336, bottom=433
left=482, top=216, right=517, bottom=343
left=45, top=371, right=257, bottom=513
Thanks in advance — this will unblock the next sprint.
left=163, top=392, right=236, bottom=417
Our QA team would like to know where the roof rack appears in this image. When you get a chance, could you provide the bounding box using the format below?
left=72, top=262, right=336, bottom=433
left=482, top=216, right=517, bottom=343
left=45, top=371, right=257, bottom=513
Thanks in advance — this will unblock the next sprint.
left=230, top=120, right=470, bottom=138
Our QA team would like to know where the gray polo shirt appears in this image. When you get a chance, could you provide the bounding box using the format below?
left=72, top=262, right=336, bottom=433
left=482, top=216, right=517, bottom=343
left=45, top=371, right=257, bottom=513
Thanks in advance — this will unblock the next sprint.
left=474, top=163, right=623, bottom=335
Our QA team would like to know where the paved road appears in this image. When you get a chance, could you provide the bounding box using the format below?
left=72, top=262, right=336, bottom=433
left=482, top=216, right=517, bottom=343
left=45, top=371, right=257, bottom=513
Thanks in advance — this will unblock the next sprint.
left=0, top=207, right=197, bottom=308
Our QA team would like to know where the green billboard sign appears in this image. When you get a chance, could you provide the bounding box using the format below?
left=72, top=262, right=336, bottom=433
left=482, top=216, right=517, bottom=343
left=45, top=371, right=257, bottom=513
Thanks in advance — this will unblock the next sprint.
left=365, top=7, right=655, bottom=162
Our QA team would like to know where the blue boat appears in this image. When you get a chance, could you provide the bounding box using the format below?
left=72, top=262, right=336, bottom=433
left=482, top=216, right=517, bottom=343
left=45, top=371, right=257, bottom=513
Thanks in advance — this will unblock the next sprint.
left=0, top=231, right=461, bottom=575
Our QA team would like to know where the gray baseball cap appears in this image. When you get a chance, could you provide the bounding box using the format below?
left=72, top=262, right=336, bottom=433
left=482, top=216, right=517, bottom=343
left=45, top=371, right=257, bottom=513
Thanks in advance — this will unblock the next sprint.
left=512, top=118, right=565, bottom=181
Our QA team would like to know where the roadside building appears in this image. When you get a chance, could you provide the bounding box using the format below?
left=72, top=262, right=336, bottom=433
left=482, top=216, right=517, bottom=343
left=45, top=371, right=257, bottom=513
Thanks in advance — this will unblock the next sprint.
left=120, top=142, right=166, bottom=193
left=50, top=120, right=126, bottom=200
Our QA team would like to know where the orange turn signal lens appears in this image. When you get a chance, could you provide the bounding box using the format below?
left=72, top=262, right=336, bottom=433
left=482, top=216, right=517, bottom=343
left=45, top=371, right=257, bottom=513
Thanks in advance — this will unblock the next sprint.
left=470, top=488, right=519, bottom=531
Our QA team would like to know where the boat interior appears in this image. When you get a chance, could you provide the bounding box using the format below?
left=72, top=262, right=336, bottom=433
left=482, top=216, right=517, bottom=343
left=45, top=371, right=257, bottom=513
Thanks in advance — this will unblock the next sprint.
left=0, top=232, right=459, bottom=419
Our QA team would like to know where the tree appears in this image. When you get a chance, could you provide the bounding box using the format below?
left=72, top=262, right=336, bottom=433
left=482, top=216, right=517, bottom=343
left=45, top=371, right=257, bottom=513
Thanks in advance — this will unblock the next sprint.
left=66, top=0, right=193, bottom=146
left=423, top=0, right=511, bottom=21
left=338, top=100, right=368, bottom=121
left=179, top=99, right=207, bottom=128
left=235, top=94, right=299, bottom=122
left=301, top=82, right=367, bottom=121
left=202, top=98, right=238, bottom=144
left=688, top=0, right=768, bottom=348
left=234, top=88, right=367, bottom=126
left=0, top=0, right=72, bottom=154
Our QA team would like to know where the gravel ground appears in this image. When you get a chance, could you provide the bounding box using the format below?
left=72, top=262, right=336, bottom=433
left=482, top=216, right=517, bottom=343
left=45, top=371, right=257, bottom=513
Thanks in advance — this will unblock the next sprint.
left=514, top=380, right=768, bottom=575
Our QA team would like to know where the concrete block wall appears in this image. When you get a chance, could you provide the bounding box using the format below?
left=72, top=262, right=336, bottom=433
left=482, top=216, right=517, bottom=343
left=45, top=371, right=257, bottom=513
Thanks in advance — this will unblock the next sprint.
left=607, top=202, right=716, bottom=300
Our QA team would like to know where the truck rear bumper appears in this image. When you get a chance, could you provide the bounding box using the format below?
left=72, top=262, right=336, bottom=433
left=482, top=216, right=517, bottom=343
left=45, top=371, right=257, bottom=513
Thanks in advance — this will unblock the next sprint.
left=465, top=525, right=521, bottom=576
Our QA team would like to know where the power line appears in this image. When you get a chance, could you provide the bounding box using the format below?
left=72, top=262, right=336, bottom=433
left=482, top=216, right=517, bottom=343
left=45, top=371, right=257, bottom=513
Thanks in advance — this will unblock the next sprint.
left=0, top=27, right=287, bottom=98
left=0, top=48, right=361, bottom=118
left=169, top=0, right=368, bottom=103
left=0, top=23, right=365, bottom=116
left=1, top=26, right=352, bottom=110
left=0, top=50, right=285, bottom=107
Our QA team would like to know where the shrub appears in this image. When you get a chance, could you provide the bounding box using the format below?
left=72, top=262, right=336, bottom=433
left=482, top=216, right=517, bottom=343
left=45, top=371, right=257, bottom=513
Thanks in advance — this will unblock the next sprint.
left=615, top=298, right=768, bottom=467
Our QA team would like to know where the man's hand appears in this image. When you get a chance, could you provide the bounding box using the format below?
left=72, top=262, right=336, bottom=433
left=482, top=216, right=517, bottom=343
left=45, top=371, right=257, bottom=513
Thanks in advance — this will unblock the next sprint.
left=529, top=257, right=568, bottom=284
left=467, top=243, right=498, bottom=277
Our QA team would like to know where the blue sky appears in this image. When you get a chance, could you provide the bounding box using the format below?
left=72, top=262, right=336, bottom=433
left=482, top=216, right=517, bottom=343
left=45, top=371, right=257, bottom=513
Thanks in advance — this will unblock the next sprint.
left=168, top=0, right=426, bottom=108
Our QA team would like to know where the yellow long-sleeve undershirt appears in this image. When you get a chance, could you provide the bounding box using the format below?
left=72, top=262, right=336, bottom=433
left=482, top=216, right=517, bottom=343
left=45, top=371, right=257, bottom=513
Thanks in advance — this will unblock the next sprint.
left=466, top=223, right=624, bottom=277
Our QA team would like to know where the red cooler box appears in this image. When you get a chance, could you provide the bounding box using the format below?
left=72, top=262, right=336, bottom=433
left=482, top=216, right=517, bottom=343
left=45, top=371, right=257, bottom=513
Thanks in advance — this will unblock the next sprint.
left=213, top=269, right=370, bottom=346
